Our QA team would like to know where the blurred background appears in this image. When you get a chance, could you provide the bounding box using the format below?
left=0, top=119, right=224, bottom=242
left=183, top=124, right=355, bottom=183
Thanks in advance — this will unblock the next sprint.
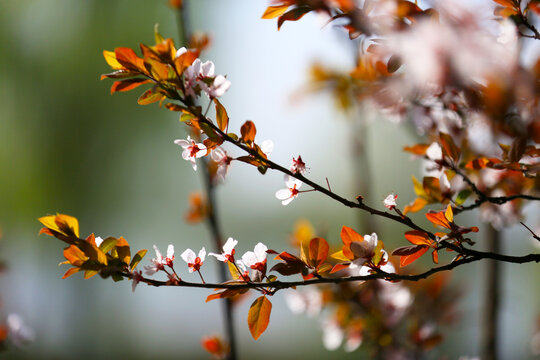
left=0, top=0, right=538, bottom=358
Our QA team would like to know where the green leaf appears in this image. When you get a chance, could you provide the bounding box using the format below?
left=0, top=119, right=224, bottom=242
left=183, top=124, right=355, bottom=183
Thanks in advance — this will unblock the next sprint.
left=455, top=189, right=472, bottom=206
left=130, top=249, right=148, bottom=271
left=99, top=237, right=118, bottom=254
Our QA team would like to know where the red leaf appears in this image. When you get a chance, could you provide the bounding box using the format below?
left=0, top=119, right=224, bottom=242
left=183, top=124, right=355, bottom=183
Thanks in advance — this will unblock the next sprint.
left=248, top=296, right=272, bottom=340
left=277, top=6, right=312, bottom=30
left=392, top=245, right=425, bottom=256
left=400, top=246, right=429, bottom=267
left=110, top=78, right=152, bottom=94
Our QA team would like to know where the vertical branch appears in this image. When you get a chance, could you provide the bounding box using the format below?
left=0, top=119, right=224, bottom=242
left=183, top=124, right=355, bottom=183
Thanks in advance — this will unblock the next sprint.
left=174, top=3, right=237, bottom=359
left=482, top=224, right=501, bottom=360
left=350, top=42, right=376, bottom=233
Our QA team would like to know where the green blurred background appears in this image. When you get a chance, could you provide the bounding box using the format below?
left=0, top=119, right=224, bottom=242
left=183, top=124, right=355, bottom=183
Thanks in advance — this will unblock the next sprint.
left=0, top=0, right=538, bottom=358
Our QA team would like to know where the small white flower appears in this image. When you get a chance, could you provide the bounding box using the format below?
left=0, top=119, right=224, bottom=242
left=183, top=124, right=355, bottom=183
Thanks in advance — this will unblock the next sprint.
left=144, top=245, right=165, bottom=275
left=290, top=155, right=307, bottom=174
left=174, top=136, right=207, bottom=171
left=426, top=142, right=443, bottom=161
left=275, top=175, right=302, bottom=205
left=181, top=247, right=206, bottom=272
left=175, top=47, right=187, bottom=58
left=241, top=242, right=268, bottom=272
left=132, top=270, right=143, bottom=292
left=209, top=237, right=238, bottom=262
left=94, top=236, right=104, bottom=247
left=6, top=314, right=34, bottom=347
left=260, top=139, right=274, bottom=157
left=203, top=75, right=231, bottom=99
left=211, top=147, right=232, bottom=182
left=322, top=319, right=344, bottom=351
left=164, top=244, right=175, bottom=267
left=383, top=193, right=397, bottom=210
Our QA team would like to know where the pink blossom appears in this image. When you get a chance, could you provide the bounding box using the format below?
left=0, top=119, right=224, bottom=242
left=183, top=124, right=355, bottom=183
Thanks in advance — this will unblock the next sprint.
left=211, top=147, right=232, bottom=182
left=209, top=237, right=238, bottom=263
left=144, top=245, right=165, bottom=275
left=132, top=270, right=143, bottom=292
left=275, top=175, right=302, bottom=205
left=181, top=247, right=206, bottom=273
left=290, top=155, right=307, bottom=174
left=174, top=136, right=207, bottom=171
left=383, top=193, right=397, bottom=210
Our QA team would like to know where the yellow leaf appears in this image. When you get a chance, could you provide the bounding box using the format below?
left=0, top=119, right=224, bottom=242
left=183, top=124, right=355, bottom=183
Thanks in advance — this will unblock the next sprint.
left=39, top=214, right=80, bottom=238
left=103, top=50, right=123, bottom=70
left=261, top=5, right=289, bottom=19
left=445, top=204, right=453, bottom=223
left=331, top=250, right=350, bottom=262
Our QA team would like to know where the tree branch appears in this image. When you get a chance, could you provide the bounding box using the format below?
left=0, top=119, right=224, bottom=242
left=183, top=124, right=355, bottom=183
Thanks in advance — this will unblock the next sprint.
left=126, top=249, right=540, bottom=292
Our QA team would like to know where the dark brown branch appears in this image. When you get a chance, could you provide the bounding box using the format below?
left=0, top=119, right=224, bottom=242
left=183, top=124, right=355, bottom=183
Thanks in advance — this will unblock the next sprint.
left=449, top=163, right=539, bottom=215
left=125, top=250, right=540, bottom=291
left=196, top=116, right=439, bottom=239
left=175, top=5, right=237, bottom=359
left=518, top=13, right=540, bottom=41
left=521, top=221, right=540, bottom=242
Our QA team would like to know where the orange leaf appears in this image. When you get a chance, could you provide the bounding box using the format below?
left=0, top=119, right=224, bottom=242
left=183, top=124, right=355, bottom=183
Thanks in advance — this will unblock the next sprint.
left=404, top=230, right=432, bottom=246
left=261, top=5, right=290, bottom=19
left=247, top=296, right=272, bottom=340
left=62, top=267, right=80, bottom=279
left=114, top=47, right=144, bottom=72
left=403, top=197, right=428, bottom=215
left=400, top=246, right=429, bottom=267
left=308, top=237, right=329, bottom=269
left=174, top=50, right=198, bottom=75
left=426, top=210, right=451, bottom=229
left=240, top=121, right=256, bottom=144
left=432, top=249, right=439, bottom=264
left=214, top=99, right=229, bottom=132
left=330, top=263, right=350, bottom=274
left=340, top=226, right=364, bottom=259
left=110, top=78, right=152, bottom=94
left=439, top=132, right=460, bottom=162
left=63, top=245, right=88, bottom=266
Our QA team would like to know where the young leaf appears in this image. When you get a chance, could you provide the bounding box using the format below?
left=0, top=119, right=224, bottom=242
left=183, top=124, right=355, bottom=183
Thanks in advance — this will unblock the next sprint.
left=39, top=214, right=80, bottom=239
left=400, top=246, right=429, bottom=267
left=261, top=5, right=290, bottom=19
left=247, top=296, right=272, bottom=340
left=103, top=50, right=123, bottom=70
left=404, top=230, right=432, bottom=246
left=277, top=6, right=312, bottom=30
left=439, top=132, right=460, bottom=162
left=214, top=99, right=229, bottom=132
left=455, top=189, right=472, bottom=206
left=137, top=88, right=164, bottom=105
left=240, top=121, right=256, bottom=144
left=130, top=249, right=148, bottom=271
left=308, top=237, right=329, bottom=269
